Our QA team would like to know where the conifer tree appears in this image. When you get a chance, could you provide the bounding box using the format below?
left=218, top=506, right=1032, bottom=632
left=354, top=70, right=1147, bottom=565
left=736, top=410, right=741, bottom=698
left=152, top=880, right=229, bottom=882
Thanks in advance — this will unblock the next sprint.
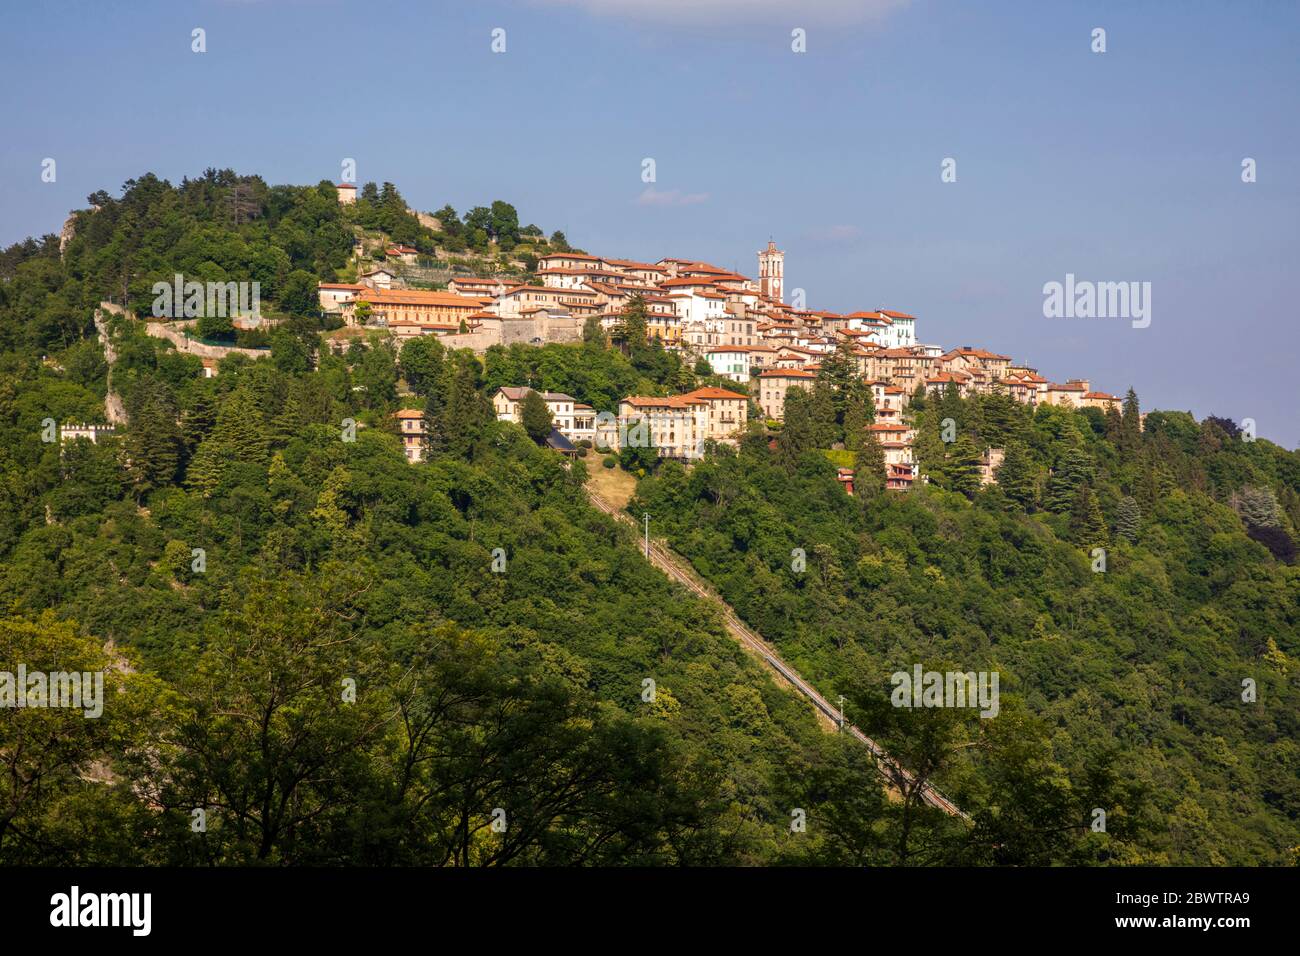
left=843, top=394, right=870, bottom=461
left=185, top=388, right=268, bottom=497
left=1046, top=447, right=1095, bottom=513
left=776, top=387, right=815, bottom=473
left=181, top=388, right=219, bottom=456
left=938, top=382, right=962, bottom=428
left=443, top=360, right=492, bottom=459
left=125, top=375, right=183, bottom=497
left=980, top=393, right=1022, bottom=447
left=1119, top=387, right=1142, bottom=457
left=913, top=412, right=946, bottom=482
left=1069, top=483, right=1109, bottom=549
left=1104, top=404, right=1123, bottom=445
left=855, top=431, right=887, bottom=499
left=422, top=388, right=448, bottom=459
left=995, top=440, right=1038, bottom=510
left=1115, top=495, right=1140, bottom=542
left=521, top=389, right=553, bottom=443
left=816, top=339, right=871, bottom=438
left=268, top=391, right=305, bottom=447
left=807, top=382, right=837, bottom=448
left=944, top=435, right=983, bottom=498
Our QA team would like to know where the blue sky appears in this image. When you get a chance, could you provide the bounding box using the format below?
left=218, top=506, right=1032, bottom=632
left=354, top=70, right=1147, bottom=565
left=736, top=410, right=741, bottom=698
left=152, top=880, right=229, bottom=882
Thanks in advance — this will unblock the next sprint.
left=2, top=0, right=1297, bottom=445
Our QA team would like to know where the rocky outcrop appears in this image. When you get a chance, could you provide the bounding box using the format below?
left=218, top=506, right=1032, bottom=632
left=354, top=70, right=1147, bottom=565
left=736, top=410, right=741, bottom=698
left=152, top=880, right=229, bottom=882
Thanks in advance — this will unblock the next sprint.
left=59, top=213, right=77, bottom=257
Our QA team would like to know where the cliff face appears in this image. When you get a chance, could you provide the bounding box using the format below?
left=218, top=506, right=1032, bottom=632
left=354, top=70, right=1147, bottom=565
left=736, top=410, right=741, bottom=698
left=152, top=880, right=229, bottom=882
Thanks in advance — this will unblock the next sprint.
left=59, top=212, right=77, bottom=256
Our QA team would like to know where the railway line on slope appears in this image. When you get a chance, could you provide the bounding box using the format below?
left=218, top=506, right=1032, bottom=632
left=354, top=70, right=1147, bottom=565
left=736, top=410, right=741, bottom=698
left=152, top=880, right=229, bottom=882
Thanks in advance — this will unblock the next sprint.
left=584, top=487, right=968, bottom=821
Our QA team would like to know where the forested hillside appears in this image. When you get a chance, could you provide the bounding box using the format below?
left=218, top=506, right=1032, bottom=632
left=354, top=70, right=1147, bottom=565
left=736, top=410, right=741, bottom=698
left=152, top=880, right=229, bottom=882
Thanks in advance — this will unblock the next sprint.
left=632, top=367, right=1300, bottom=864
left=0, top=171, right=1295, bottom=866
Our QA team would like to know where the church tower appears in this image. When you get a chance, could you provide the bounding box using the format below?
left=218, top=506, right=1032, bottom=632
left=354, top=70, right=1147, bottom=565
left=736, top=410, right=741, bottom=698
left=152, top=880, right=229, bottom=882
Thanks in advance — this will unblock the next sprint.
left=757, top=239, right=784, bottom=303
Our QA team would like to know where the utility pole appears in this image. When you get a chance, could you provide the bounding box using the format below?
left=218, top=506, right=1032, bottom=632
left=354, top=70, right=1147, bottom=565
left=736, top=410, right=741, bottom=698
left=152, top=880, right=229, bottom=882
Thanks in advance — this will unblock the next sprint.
left=643, top=512, right=651, bottom=559
left=837, top=695, right=846, bottom=731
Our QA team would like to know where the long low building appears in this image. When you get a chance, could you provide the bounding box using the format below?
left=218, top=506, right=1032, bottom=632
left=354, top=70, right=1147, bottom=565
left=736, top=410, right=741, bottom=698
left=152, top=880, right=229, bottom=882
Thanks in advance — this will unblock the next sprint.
left=340, top=288, right=492, bottom=326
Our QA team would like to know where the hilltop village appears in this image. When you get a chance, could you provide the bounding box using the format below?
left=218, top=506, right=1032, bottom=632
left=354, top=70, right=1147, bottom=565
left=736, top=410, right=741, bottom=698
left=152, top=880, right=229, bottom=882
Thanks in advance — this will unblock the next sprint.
left=313, top=186, right=1120, bottom=488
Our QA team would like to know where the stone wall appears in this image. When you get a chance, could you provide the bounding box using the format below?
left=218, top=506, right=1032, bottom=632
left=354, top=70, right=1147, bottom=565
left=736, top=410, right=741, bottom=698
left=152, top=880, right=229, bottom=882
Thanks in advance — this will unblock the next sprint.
left=145, top=321, right=269, bottom=360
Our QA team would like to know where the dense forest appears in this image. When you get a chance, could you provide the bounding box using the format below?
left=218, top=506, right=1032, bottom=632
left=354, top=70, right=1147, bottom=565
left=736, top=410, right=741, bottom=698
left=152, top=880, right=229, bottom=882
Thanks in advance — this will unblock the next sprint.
left=632, top=354, right=1300, bottom=864
left=0, top=172, right=1295, bottom=865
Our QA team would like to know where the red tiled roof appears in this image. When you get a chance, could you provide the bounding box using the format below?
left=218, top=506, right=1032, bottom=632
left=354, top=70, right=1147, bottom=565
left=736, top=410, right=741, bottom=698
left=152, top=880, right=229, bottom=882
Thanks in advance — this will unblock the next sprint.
left=681, top=386, right=747, bottom=401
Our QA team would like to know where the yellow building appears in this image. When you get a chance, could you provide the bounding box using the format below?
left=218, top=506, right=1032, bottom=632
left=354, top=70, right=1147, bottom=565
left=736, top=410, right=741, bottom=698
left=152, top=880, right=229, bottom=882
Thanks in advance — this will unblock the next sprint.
left=343, top=289, right=492, bottom=327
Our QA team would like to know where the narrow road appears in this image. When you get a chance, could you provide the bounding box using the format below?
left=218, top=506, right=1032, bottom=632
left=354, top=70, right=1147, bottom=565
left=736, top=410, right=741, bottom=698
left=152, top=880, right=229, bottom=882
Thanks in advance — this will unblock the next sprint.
left=586, top=487, right=968, bottom=821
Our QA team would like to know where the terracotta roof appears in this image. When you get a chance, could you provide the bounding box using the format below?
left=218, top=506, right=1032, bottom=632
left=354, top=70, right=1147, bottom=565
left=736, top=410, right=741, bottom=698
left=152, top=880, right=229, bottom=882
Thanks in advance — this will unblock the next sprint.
left=352, top=290, right=491, bottom=307
left=658, top=276, right=719, bottom=288
left=539, top=252, right=602, bottom=262
left=496, top=387, right=575, bottom=402
left=681, top=387, right=747, bottom=401
left=606, top=259, right=664, bottom=271
left=622, top=395, right=707, bottom=409
left=500, top=285, right=598, bottom=297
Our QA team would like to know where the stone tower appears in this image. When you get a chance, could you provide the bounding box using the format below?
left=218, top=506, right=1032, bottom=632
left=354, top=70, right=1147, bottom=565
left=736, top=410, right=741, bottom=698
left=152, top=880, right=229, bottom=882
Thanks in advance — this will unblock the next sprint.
left=757, top=239, right=784, bottom=303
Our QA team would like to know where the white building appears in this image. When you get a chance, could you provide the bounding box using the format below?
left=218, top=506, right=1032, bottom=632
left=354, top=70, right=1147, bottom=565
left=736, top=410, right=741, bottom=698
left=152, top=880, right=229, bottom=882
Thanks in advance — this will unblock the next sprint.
left=876, top=309, right=917, bottom=348
left=60, top=422, right=116, bottom=444
left=705, top=347, right=750, bottom=383
left=493, top=387, right=578, bottom=437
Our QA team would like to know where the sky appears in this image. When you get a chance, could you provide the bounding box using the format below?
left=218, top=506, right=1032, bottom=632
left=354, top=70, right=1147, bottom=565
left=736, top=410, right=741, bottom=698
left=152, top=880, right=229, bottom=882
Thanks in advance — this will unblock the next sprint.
left=1, top=0, right=1297, bottom=445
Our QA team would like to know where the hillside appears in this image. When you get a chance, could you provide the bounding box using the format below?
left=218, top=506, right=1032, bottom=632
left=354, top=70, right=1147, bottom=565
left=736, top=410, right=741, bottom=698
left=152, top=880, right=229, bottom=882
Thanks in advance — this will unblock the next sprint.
left=1, top=170, right=1296, bottom=866
left=631, top=379, right=1300, bottom=864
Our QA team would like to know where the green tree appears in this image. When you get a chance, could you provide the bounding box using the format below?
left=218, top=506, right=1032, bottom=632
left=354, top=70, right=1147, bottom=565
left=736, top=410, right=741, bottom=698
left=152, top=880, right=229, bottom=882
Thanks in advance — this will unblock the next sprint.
left=1046, top=447, right=1095, bottom=513
left=776, top=387, right=815, bottom=473
left=520, top=389, right=553, bottom=443
left=195, top=312, right=234, bottom=342
left=1069, top=483, right=1109, bottom=549
left=1119, top=387, right=1142, bottom=457
left=400, top=335, right=446, bottom=397
left=855, top=431, right=887, bottom=499
left=124, top=375, right=183, bottom=497
left=278, top=269, right=319, bottom=316
left=995, top=441, right=1038, bottom=510
left=943, top=435, right=983, bottom=498
left=186, top=388, right=269, bottom=496
left=1115, top=495, right=1140, bottom=542
left=0, top=615, right=159, bottom=864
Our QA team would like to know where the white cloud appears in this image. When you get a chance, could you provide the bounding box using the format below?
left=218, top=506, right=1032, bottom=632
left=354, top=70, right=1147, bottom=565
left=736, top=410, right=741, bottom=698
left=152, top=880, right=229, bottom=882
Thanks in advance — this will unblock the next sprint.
left=531, top=0, right=910, bottom=26
left=636, top=187, right=709, bottom=207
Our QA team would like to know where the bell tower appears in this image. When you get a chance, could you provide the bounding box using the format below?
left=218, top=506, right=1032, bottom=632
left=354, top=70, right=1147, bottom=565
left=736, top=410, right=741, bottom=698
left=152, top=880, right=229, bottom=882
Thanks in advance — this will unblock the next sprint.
left=757, top=239, right=784, bottom=303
